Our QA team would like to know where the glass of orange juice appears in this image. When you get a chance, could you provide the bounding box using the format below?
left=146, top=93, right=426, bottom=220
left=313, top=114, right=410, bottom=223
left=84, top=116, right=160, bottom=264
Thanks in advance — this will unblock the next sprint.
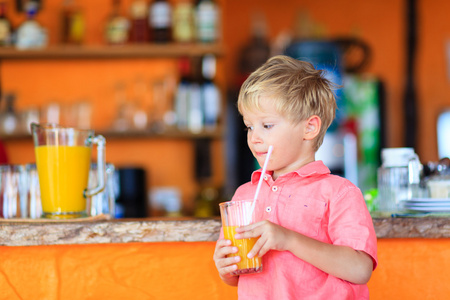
left=31, top=123, right=106, bottom=219
left=219, top=200, right=263, bottom=276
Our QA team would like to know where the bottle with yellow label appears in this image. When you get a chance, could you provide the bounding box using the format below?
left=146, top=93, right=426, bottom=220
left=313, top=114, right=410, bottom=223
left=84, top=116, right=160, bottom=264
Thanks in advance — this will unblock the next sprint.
left=104, top=0, right=130, bottom=45
left=61, top=0, right=85, bottom=44
left=173, top=0, right=195, bottom=43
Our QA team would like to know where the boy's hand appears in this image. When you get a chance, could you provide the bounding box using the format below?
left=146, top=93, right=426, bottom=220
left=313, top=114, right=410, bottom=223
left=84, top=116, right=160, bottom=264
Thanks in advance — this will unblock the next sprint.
left=234, top=220, right=292, bottom=258
left=213, top=239, right=240, bottom=286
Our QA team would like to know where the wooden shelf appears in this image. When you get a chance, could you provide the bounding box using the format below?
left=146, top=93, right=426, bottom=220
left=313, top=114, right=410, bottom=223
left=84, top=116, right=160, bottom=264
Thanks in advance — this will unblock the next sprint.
left=0, top=43, right=225, bottom=60
left=0, top=127, right=224, bottom=141
left=100, top=127, right=223, bottom=139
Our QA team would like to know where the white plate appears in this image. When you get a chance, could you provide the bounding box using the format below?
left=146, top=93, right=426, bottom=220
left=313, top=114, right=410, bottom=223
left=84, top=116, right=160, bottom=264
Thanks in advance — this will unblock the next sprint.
left=403, top=201, right=450, bottom=207
left=406, top=198, right=450, bottom=203
left=404, top=205, right=450, bottom=212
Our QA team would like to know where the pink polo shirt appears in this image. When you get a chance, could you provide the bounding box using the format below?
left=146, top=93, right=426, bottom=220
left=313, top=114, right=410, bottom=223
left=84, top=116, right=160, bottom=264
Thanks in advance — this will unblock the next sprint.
left=228, top=160, right=378, bottom=300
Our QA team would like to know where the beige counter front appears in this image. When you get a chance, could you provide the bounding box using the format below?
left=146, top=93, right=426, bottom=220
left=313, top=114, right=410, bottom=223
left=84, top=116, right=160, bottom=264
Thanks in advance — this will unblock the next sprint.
left=0, top=217, right=449, bottom=299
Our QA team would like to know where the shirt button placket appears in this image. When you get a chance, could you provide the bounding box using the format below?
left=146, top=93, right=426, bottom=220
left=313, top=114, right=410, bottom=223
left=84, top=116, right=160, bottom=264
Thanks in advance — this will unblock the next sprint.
left=266, top=185, right=278, bottom=214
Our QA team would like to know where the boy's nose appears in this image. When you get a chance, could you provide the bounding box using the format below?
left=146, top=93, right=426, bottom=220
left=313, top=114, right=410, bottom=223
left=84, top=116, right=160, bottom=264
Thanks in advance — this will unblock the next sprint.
left=249, top=130, right=263, bottom=144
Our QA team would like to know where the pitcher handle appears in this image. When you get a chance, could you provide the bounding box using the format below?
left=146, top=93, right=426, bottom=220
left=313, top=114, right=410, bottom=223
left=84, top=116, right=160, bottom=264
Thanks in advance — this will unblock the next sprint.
left=408, top=154, right=421, bottom=185
left=84, top=135, right=106, bottom=198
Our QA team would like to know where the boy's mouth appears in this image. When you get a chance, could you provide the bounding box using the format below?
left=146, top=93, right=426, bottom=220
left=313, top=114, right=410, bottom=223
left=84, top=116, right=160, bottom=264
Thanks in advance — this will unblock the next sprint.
left=255, top=150, right=270, bottom=157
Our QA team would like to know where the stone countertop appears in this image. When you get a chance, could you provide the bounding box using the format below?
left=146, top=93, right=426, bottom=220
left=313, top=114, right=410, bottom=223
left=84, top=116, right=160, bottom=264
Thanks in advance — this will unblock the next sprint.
left=0, top=216, right=449, bottom=247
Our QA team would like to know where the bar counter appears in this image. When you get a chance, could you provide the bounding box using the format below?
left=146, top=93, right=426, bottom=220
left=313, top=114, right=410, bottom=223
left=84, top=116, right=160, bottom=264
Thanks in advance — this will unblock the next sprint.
left=0, top=215, right=450, bottom=246
left=1, top=216, right=449, bottom=300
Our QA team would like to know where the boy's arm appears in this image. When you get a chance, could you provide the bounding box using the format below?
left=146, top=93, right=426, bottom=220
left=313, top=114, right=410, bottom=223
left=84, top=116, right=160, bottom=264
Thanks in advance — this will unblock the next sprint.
left=285, top=229, right=374, bottom=284
left=236, top=221, right=374, bottom=284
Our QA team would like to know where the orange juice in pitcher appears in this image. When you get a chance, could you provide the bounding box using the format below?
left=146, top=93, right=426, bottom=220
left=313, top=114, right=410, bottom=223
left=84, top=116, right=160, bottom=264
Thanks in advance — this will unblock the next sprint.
left=35, top=145, right=91, bottom=215
left=31, top=123, right=106, bottom=219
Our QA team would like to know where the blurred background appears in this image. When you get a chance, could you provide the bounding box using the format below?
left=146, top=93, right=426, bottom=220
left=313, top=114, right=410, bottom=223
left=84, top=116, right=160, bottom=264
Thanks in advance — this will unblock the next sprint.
left=0, top=0, right=448, bottom=217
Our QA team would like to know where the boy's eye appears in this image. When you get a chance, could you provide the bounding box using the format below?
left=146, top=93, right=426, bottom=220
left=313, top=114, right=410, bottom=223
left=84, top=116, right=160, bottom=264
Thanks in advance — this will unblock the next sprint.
left=264, top=124, right=274, bottom=129
left=244, top=125, right=253, bottom=131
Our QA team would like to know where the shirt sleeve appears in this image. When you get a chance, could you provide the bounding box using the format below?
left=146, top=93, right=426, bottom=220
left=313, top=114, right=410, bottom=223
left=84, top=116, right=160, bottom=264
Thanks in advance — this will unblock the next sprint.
left=328, top=183, right=378, bottom=270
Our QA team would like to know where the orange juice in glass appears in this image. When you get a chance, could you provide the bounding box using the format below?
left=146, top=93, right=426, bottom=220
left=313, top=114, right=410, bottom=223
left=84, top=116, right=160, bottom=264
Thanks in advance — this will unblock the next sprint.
left=219, top=200, right=263, bottom=275
left=31, top=123, right=106, bottom=219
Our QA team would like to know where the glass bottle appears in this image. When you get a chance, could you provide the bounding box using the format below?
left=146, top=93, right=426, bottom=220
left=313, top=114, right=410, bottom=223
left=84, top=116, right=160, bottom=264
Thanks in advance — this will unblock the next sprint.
left=104, top=0, right=130, bottom=45
left=194, top=185, right=220, bottom=218
left=61, top=0, right=85, bottom=44
left=0, top=1, right=12, bottom=46
left=149, top=0, right=172, bottom=43
left=129, top=0, right=149, bottom=43
left=174, top=57, right=191, bottom=131
left=0, top=93, right=18, bottom=136
left=15, top=1, right=47, bottom=49
left=201, top=54, right=220, bottom=130
left=238, top=12, right=270, bottom=78
left=172, top=0, right=195, bottom=43
left=188, top=57, right=203, bottom=133
left=195, top=0, right=219, bottom=43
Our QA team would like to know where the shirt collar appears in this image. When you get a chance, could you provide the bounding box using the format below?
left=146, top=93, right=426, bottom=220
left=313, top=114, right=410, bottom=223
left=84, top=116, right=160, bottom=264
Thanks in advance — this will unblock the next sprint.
left=250, top=160, right=330, bottom=184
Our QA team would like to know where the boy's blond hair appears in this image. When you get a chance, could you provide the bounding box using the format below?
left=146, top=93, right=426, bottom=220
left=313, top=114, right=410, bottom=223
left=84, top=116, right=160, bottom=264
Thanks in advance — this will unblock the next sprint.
left=237, top=55, right=337, bottom=151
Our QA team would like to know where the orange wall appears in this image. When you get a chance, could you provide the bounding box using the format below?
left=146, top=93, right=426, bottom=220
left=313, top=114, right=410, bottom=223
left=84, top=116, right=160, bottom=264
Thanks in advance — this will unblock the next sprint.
left=0, top=238, right=449, bottom=299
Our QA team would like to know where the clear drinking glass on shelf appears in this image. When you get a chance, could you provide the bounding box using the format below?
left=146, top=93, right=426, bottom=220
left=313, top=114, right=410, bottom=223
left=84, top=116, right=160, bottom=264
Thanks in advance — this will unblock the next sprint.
left=23, top=163, right=42, bottom=219
left=0, top=164, right=24, bottom=218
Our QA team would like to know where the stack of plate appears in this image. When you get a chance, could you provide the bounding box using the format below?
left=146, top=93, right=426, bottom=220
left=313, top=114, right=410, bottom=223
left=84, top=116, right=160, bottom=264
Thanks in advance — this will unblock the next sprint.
left=403, top=198, right=450, bottom=212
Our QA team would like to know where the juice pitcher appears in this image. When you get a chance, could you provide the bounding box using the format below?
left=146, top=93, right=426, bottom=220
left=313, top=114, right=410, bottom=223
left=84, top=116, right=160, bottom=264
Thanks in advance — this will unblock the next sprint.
left=377, top=147, right=422, bottom=212
left=31, top=123, right=106, bottom=219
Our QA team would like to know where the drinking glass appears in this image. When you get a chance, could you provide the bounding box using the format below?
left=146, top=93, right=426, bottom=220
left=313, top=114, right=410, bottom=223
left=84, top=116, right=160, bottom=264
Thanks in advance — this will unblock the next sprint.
left=219, top=200, right=263, bottom=275
left=0, top=164, right=24, bottom=218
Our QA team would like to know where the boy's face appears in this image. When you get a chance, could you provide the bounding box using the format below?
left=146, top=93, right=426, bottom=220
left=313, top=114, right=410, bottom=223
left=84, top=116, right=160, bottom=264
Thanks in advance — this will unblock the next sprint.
left=242, top=97, right=317, bottom=180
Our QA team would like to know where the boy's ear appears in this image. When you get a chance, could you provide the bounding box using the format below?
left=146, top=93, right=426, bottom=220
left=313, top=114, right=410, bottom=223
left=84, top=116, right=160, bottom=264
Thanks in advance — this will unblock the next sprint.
left=304, top=115, right=321, bottom=140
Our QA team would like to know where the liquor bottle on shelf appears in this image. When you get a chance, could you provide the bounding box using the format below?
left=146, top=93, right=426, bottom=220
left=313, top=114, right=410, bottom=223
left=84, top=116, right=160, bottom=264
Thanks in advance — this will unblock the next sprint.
left=104, top=0, right=130, bottom=45
left=172, top=0, right=195, bottom=43
left=15, top=0, right=47, bottom=49
left=194, top=185, right=220, bottom=218
left=174, top=57, right=191, bottom=131
left=148, top=0, right=172, bottom=43
left=0, top=93, right=18, bottom=136
left=201, top=54, right=220, bottom=130
left=195, top=0, right=219, bottom=43
left=129, top=0, right=149, bottom=43
left=15, top=0, right=41, bottom=12
left=174, top=56, right=220, bottom=133
left=238, top=12, right=270, bottom=80
left=61, top=0, right=85, bottom=44
left=0, top=1, right=12, bottom=46
left=187, top=56, right=203, bottom=133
